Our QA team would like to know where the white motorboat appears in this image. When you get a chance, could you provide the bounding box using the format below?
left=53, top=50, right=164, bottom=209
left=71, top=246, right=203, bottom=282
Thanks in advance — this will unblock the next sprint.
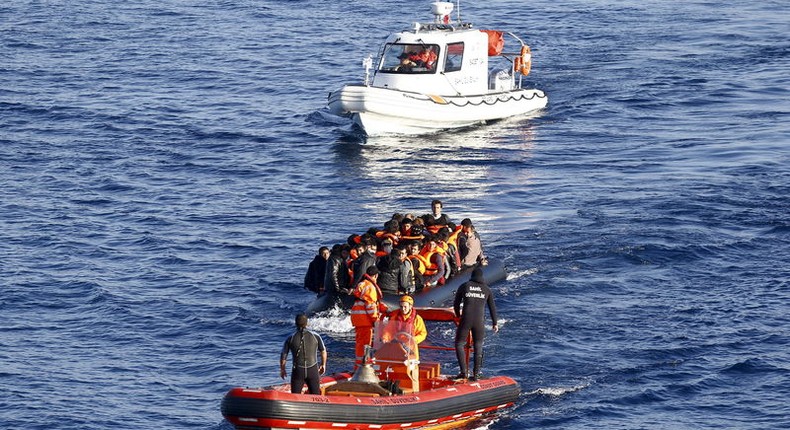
left=327, top=1, right=548, bottom=136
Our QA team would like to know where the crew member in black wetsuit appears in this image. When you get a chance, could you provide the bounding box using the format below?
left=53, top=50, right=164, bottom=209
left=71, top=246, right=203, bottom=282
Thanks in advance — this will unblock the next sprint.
left=453, top=267, right=498, bottom=381
left=280, top=313, right=327, bottom=394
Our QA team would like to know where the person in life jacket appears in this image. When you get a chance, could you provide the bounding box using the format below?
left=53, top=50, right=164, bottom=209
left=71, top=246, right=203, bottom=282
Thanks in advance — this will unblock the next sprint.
left=380, top=295, right=427, bottom=360
left=420, top=236, right=447, bottom=288
left=410, top=47, right=438, bottom=71
left=350, top=266, right=388, bottom=365
left=405, top=240, right=427, bottom=291
left=436, top=227, right=461, bottom=277
left=375, top=238, right=393, bottom=259
left=430, top=199, right=451, bottom=225
left=453, top=267, right=498, bottom=381
left=375, top=219, right=401, bottom=247
left=399, top=217, right=416, bottom=238
left=280, top=313, right=327, bottom=394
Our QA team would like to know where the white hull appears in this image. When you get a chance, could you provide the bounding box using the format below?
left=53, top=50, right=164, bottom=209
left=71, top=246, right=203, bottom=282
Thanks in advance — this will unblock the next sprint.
left=328, top=85, right=547, bottom=136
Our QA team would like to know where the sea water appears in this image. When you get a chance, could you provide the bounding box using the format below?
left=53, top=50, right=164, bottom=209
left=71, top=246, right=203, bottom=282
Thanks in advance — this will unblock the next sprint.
left=1, top=0, right=788, bottom=428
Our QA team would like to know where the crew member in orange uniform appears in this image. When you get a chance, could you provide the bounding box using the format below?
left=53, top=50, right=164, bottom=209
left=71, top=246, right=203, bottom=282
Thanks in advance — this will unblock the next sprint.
left=350, top=266, right=387, bottom=365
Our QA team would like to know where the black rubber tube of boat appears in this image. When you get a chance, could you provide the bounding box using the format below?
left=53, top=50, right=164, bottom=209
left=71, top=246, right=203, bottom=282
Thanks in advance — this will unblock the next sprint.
left=305, top=258, right=506, bottom=315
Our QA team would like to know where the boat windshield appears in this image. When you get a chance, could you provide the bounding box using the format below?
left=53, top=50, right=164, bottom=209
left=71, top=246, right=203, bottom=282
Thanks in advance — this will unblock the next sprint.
left=379, top=43, right=440, bottom=74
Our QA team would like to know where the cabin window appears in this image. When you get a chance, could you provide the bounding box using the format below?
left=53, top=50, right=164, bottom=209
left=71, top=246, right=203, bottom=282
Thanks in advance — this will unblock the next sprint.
left=379, top=43, right=440, bottom=74
left=444, top=42, right=464, bottom=73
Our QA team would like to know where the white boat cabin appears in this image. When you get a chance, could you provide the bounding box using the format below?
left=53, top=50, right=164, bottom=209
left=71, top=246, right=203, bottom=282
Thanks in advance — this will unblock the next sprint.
left=372, top=26, right=491, bottom=96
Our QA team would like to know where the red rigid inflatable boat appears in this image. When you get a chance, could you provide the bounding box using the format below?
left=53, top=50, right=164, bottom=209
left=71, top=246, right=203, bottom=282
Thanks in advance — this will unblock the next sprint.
left=221, top=308, right=519, bottom=429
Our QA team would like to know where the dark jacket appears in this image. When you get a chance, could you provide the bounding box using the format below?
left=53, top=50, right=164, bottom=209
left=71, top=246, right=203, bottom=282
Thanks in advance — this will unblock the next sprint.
left=377, top=254, right=410, bottom=295
left=304, top=255, right=327, bottom=294
left=324, top=253, right=350, bottom=295
left=453, top=268, right=498, bottom=325
left=352, top=250, right=377, bottom=287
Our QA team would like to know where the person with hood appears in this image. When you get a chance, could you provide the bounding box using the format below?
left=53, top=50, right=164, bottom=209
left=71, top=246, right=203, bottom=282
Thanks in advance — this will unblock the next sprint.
left=453, top=267, right=499, bottom=381
left=323, top=244, right=351, bottom=295
left=280, top=313, right=327, bottom=394
left=304, top=246, right=330, bottom=295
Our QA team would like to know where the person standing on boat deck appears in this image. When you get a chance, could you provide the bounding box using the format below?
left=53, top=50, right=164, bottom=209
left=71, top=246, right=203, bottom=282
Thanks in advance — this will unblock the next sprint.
left=458, top=218, right=488, bottom=270
left=324, top=244, right=351, bottom=295
left=453, top=267, right=499, bottom=381
left=351, top=266, right=387, bottom=366
left=380, top=295, right=427, bottom=359
left=280, top=313, right=327, bottom=394
left=304, top=246, right=330, bottom=295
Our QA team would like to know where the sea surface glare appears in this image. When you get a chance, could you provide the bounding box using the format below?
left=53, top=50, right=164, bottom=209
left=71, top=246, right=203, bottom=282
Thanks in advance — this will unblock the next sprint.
left=1, top=0, right=789, bottom=429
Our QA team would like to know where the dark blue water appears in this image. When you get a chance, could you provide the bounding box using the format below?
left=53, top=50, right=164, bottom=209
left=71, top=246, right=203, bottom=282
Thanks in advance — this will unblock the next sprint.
left=2, top=0, right=789, bottom=429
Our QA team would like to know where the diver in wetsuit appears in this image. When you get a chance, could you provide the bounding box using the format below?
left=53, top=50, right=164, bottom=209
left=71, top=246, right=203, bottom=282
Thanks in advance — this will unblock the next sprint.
left=453, top=267, right=498, bottom=381
left=280, top=314, right=327, bottom=394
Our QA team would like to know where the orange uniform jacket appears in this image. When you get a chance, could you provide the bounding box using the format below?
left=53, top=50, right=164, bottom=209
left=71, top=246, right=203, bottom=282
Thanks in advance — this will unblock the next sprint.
left=350, top=276, right=385, bottom=327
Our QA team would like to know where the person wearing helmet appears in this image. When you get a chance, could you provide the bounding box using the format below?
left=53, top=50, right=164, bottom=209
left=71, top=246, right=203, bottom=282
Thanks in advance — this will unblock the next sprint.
left=380, top=295, right=427, bottom=360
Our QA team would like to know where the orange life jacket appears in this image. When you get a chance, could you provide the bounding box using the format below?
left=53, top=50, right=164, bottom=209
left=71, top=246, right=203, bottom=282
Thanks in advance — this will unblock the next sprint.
left=426, top=225, right=443, bottom=234
left=447, top=225, right=463, bottom=248
left=406, top=254, right=428, bottom=274
left=375, top=231, right=400, bottom=245
left=420, top=249, right=441, bottom=276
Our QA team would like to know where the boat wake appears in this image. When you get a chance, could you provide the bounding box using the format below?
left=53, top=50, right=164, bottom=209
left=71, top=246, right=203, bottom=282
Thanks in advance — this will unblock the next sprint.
left=525, top=383, right=590, bottom=398
left=306, top=304, right=354, bottom=334
left=506, top=268, right=538, bottom=281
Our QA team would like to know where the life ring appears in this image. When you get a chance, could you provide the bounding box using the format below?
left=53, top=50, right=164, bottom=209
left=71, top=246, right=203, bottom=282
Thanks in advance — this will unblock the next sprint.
left=514, top=45, right=532, bottom=76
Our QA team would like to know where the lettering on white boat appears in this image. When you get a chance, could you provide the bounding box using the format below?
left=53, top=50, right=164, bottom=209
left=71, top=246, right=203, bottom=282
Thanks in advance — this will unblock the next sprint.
left=453, top=76, right=479, bottom=86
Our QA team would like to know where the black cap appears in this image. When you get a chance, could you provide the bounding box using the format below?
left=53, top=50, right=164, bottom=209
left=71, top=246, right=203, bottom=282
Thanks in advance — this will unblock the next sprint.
left=366, top=266, right=379, bottom=276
